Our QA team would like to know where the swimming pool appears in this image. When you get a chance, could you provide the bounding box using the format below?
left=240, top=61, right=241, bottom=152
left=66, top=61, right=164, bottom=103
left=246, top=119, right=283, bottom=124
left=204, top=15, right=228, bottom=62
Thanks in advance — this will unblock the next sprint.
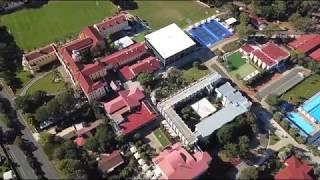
left=187, top=19, right=232, bottom=47
left=302, top=92, right=320, bottom=123
left=287, top=112, right=316, bottom=135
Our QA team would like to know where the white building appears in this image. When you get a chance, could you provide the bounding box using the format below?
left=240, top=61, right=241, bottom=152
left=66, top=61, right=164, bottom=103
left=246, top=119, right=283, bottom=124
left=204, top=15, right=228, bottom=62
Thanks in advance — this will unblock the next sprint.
left=157, top=72, right=222, bottom=146
left=145, top=23, right=196, bottom=66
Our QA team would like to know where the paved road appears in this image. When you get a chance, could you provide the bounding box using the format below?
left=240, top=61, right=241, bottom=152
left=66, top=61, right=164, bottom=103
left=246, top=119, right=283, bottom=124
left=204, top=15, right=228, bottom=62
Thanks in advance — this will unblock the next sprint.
left=0, top=91, right=38, bottom=179
left=1, top=90, right=59, bottom=179
left=256, top=67, right=311, bottom=100
left=19, top=71, right=50, bottom=96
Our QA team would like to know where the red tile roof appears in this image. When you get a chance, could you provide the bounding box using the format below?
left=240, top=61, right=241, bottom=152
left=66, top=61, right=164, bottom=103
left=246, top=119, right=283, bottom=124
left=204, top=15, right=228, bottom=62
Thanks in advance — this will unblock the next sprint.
left=288, top=34, right=320, bottom=53
left=241, top=44, right=255, bottom=54
left=81, top=61, right=106, bottom=77
left=252, top=49, right=276, bottom=66
left=120, top=56, right=161, bottom=80
left=101, top=43, right=147, bottom=66
left=95, top=14, right=127, bottom=32
left=103, top=88, right=145, bottom=114
left=98, top=150, right=124, bottom=174
left=80, top=26, right=103, bottom=49
left=310, top=48, right=320, bottom=61
left=261, top=42, right=289, bottom=61
left=275, top=156, right=312, bottom=180
left=24, top=45, right=55, bottom=61
left=74, top=136, right=86, bottom=147
left=120, top=101, right=157, bottom=135
left=153, top=143, right=212, bottom=179
left=64, top=38, right=93, bottom=52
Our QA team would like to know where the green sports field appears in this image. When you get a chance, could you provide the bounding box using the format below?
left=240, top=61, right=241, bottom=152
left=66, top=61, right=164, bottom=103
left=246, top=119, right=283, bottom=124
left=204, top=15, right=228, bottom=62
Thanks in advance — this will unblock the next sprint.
left=281, top=74, right=320, bottom=105
left=0, top=1, right=116, bottom=51
left=227, top=51, right=257, bottom=79
left=129, top=1, right=215, bottom=30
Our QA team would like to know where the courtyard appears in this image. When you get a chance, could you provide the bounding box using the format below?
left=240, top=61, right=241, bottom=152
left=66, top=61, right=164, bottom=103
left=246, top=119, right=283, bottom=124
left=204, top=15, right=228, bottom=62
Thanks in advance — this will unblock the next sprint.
left=226, top=51, right=258, bottom=80
left=153, top=128, right=171, bottom=148
left=26, top=71, right=65, bottom=95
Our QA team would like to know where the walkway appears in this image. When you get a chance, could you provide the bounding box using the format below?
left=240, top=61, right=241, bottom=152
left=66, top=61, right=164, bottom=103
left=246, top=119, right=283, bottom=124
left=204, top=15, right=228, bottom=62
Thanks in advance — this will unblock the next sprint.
left=19, top=71, right=50, bottom=96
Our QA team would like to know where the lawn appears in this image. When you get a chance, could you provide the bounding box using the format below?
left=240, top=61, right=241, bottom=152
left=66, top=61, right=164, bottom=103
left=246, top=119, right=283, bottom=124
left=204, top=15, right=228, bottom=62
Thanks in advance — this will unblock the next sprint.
left=230, top=64, right=257, bottom=79
left=153, top=128, right=171, bottom=148
left=15, top=70, right=33, bottom=91
left=26, top=71, right=65, bottom=95
left=0, top=1, right=116, bottom=51
left=227, top=52, right=246, bottom=69
left=269, top=134, right=280, bottom=146
left=182, top=65, right=210, bottom=83
left=129, top=1, right=215, bottom=30
left=227, top=51, right=258, bottom=79
left=281, top=74, right=320, bottom=105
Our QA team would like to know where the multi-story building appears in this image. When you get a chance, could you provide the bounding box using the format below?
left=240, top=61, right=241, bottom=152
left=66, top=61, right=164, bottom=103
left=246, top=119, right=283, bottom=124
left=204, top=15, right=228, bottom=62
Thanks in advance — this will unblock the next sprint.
left=145, top=23, right=196, bottom=66
left=157, top=72, right=222, bottom=146
left=153, top=143, right=212, bottom=179
left=94, top=13, right=128, bottom=38
left=22, top=44, right=57, bottom=74
left=239, top=42, right=290, bottom=70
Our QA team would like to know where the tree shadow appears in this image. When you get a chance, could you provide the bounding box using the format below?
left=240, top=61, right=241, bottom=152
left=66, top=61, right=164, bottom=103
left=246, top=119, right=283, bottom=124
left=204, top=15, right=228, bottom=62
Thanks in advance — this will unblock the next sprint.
left=112, top=0, right=138, bottom=10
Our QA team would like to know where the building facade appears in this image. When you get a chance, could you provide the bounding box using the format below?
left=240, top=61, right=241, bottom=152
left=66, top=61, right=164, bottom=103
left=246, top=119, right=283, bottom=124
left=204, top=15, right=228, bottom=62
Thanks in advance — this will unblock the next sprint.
left=22, top=44, right=57, bottom=74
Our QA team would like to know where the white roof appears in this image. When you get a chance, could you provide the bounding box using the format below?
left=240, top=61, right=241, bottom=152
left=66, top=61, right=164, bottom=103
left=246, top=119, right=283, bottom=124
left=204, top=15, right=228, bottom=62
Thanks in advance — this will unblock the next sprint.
left=225, top=17, right=237, bottom=25
left=138, top=159, right=146, bottom=165
left=134, top=152, right=140, bottom=159
left=3, top=170, right=15, bottom=180
left=145, top=23, right=196, bottom=59
left=191, top=98, right=217, bottom=118
left=130, top=146, right=137, bottom=153
left=114, top=36, right=134, bottom=49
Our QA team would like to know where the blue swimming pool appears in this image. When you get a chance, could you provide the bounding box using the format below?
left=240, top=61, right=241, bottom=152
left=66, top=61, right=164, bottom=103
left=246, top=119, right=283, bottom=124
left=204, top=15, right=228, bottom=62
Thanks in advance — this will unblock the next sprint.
left=187, top=20, right=232, bottom=47
left=287, top=112, right=316, bottom=135
left=302, top=92, right=320, bottom=123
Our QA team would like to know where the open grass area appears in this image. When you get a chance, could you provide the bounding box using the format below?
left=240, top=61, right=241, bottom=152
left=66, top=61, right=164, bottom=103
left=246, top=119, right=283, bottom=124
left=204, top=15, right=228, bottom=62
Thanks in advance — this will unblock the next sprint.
left=26, top=71, right=65, bottom=95
left=281, top=74, right=320, bottom=105
left=129, top=1, right=215, bottom=30
left=153, top=128, right=171, bottom=148
left=227, top=52, right=246, bottom=69
left=16, top=71, right=33, bottom=87
left=0, top=1, right=116, bottom=50
left=230, top=64, right=257, bottom=79
left=269, top=134, right=280, bottom=146
left=181, top=65, right=210, bottom=83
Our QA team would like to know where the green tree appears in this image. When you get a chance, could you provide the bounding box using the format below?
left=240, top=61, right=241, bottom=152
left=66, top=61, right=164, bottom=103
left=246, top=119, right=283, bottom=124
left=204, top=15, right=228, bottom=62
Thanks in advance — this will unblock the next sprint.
left=217, top=124, right=234, bottom=145
left=84, top=137, right=99, bottom=152
left=193, top=61, right=200, bottom=69
left=0, top=112, right=13, bottom=128
left=35, top=106, right=50, bottom=123
left=273, top=112, right=283, bottom=122
left=58, top=159, right=88, bottom=179
left=239, top=167, right=259, bottom=180
left=280, top=120, right=290, bottom=130
left=136, top=73, right=154, bottom=87
left=224, top=143, right=238, bottom=158
left=239, top=136, right=250, bottom=158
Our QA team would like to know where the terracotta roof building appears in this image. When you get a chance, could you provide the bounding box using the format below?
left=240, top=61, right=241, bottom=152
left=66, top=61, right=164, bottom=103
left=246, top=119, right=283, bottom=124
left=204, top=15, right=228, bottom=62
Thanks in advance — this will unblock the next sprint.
left=288, top=34, right=320, bottom=62
left=120, top=56, right=161, bottom=80
left=22, top=44, right=57, bottom=74
left=288, top=34, right=320, bottom=54
left=274, top=156, right=313, bottom=180
left=98, top=150, right=124, bottom=174
left=239, top=42, right=290, bottom=70
left=153, top=143, right=212, bottom=179
left=94, top=13, right=128, bottom=38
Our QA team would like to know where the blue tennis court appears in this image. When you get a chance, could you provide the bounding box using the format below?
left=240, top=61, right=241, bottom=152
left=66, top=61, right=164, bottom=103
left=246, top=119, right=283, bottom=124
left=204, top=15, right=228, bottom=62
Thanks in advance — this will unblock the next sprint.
left=302, top=93, right=320, bottom=123
left=287, top=112, right=316, bottom=135
left=187, top=20, right=232, bottom=47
